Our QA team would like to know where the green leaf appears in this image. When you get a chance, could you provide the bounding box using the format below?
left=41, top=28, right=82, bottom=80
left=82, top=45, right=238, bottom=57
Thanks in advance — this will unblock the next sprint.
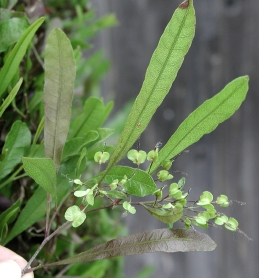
left=0, top=121, right=31, bottom=181
left=0, top=199, right=20, bottom=226
left=22, top=157, right=56, bottom=197
left=44, top=28, right=76, bottom=172
left=86, top=192, right=94, bottom=206
left=104, top=190, right=127, bottom=200
left=7, top=0, right=18, bottom=9
left=4, top=154, right=87, bottom=244
left=74, top=190, right=89, bottom=197
left=178, top=177, right=186, bottom=189
left=69, top=97, right=113, bottom=138
left=88, top=166, right=157, bottom=197
left=95, top=13, right=118, bottom=30
left=0, top=199, right=20, bottom=244
left=144, top=205, right=183, bottom=224
left=0, top=17, right=44, bottom=99
left=150, top=76, right=249, bottom=173
left=0, top=77, right=23, bottom=118
left=64, top=205, right=86, bottom=228
left=0, top=17, right=29, bottom=52
left=103, top=0, right=195, bottom=177
left=62, top=131, right=99, bottom=161
left=75, top=148, right=87, bottom=177
left=44, top=228, right=216, bottom=267
left=4, top=187, right=46, bottom=244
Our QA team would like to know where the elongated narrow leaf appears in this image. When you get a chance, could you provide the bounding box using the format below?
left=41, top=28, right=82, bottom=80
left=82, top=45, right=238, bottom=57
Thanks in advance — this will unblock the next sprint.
left=22, top=157, right=56, bottom=196
left=103, top=0, right=195, bottom=177
left=0, top=78, right=23, bottom=117
left=44, top=228, right=216, bottom=267
left=150, top=76, right=249, bottom=173
left=88, top=166, right=157, bottom=197
left=0, top=17, right=44, bottom=98
left=4, top=187, right=46, bottom=244
left=0, top=121, right=31, bottom=181
left=143, top=205, right=183, bottom=224
left=44, top=28, right=76, bottom=172
left=0, top=199, right=20, bottom=227
left=68, top=97, right=113, bottom=139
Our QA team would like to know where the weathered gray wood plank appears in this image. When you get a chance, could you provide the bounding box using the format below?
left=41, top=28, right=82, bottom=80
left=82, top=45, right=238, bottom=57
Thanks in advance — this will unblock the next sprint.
left=94, top=0, right=258, bottom=277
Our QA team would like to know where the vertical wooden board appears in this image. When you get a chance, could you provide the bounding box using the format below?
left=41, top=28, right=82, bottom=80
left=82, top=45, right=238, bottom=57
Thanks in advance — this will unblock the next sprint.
left=94, top=0, right=258, bottom=277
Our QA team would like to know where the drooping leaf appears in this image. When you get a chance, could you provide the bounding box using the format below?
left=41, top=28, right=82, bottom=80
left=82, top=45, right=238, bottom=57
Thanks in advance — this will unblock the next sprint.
left=95, top=128, right=114, bottom=143
left=150, top=76, right=249, bottom=173
left=44, top=28, right=76, bottom=172
left=75, top=148, right=87, bottom=177
left=88, top=166, right=157, bottom=197
left=0, top=17, right=44, bottom=98
left=0, top=17, right=29, bottom=52
left=143, top=205, right=183, bottom=224
left=0, top=199, right=20, bottom=226
left=0, top=121, right=31, bottom=181
left=29, top=116, right=44, bottom=156
left=43, top=228, right=216, bottom=267
left=103, top=0, right=195, bottom=178
left=4, top=187, right=46, bottom=244
left=22, top=157, right=56, bottom=197
left=0, top=77, right=23, bottom=117
left=0, top=199, right=20, bottom=244
left=68, top=97, right=113, bottom=139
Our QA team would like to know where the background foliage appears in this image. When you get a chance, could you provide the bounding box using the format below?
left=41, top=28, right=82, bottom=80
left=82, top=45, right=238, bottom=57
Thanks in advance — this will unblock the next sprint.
left=0, top=1, right=127, bottom=277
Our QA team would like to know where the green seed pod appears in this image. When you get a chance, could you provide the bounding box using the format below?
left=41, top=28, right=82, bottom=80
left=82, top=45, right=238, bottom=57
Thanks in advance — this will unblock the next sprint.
left=157, top=170, right=173, bottom=182
left=127, top=149, right=147, bottom=165
left=94, top=151, right=110, bottom=164
left=153, top=189, right=163, bottom=199
left=161, top=160, right=172, bottom=170
left=147, top=149, right=159, bottom=162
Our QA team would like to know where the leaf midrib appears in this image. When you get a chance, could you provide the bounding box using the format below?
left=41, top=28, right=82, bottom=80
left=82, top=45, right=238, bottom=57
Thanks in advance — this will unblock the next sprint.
left=151, top=79, right=247, bottom=173
left=110, top=6, right=192, bottom=169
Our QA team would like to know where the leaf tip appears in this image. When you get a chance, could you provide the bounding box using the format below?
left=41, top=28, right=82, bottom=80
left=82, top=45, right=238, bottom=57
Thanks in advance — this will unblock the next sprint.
left=179, top=0, right=190, bottom=9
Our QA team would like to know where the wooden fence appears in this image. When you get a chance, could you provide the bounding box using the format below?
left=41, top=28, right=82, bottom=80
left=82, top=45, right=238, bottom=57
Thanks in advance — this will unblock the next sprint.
left=94, top=0, right=258, bottom=277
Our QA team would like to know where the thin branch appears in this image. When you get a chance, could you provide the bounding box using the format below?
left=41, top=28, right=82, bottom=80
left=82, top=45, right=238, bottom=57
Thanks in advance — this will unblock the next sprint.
left=22, top=221, right=72, bottom=276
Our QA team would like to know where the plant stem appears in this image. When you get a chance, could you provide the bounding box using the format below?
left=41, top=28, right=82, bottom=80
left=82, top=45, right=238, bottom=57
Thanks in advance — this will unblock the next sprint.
left=45, top=193, right=52, bottom=237
left=22, top=221, right=72, bottom=276
left=22, top=200, right=119, bottom=275
left=48, top=190, right=72, bottom=229
left=12, top=98, right=26, bottom=118
left=0, top=165, right=23, bottom=189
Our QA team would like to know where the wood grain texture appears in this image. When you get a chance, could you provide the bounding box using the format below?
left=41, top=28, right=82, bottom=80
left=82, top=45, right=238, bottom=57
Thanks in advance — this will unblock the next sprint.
left=94, top=0, right=258, bottom=277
